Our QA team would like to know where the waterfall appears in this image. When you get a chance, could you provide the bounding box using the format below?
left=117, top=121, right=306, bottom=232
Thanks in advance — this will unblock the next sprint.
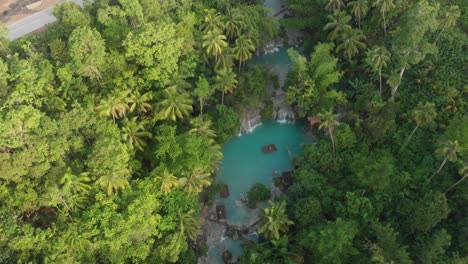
left=276, top=107, right=295, bottom=124
left=239, top=109, right=262, bottom=134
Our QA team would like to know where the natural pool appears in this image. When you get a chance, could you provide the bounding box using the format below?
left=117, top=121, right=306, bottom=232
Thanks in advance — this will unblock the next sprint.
left=207, top=121, right=310, bottom=262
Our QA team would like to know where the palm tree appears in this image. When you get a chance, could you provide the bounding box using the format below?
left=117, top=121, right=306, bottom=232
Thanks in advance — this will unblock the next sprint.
left=96, top=172, right=129, bottom=195
left=189, top=117, right=217, bottom=140
left=225, top=9, right=245, bottom=40
left=193, top=77, right=212, bottom=118
left=122, top=117, right=151, bottom=152
left=201, top=9, right=225, bottom=33
left=326, top=0, right=346, bottom=13
left=429, top=140, right=461, bottom=181
left=347, top=0, right=369, bottom=28
left=95, top=90, right=131, bottom=122
left=372, top=0, right=395, bottom=36
left=446, top=163, right=467, bottom=192
left=129, top=90, right=152, bottom=115
left=318, top=110, right=340, bottom=160
left=233, top=36, right=255, bottom=71
left=157, top=85, right=193, bottom=121
left=399, top=102, right=436, bottom=152
left=59, top=168, right=91, bottom=211
left=214, top=69, right=238, bottom=104
left=179, top=167, right=212, bottom=194
left=258, top=200, right=294, bottom=240
left=336, top=29, right=366, bottom=60
left=435, top=6, right=461, bottom=43
left=155, top=169, right=179, bottom=195
left=177, top=209, right=200, bottom=240
left=202, top=30, right=228, bottom=61
left=215, top=47, right=236, bottom=71
left=365, top=46, right=390, bottom=96
left=324, top=11, right=352, bottom=42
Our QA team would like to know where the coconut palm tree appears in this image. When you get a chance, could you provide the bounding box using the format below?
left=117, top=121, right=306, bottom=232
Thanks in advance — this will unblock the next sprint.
left=435, top=5, right=461, bottom=43
left=233, top=36, right=255, bottom=71
left=96, top=172, right=129, bottom=195
left=336, top=29, right=366, bottom=60
left=155, top=169, right=179, bottom=195
left=201, top=9, right=225, bottom=33
left=157, top=85, right=193, bottom=121
left=177, top=209, right=200, bottom=240
left=446, top=163, right=467, bottom=192
left=399, top=102, right=436, bottom=152
left=179, top=167, right=212, bottom=194
left=324, top=11, right=352, bottom=42
left=58, top=168, right=91, bottom=211
left=326, top=0, right=346, bottom=13
left=215, top=48, right=235, bottom=71
left=189, top=117, right=217, bottom=140
left=214, top=69, right=238, bottom=104
left=95, top=90, right=131, bottom=122
left=122, top=117, right=151, bottom=152
left=129, top=90, right=152, bottom=115
left=225, top=9, right=245, bottom=40
left=258, top=200, right=294, bottom=240
left=347, top=0, right=369, bottom=28
left=429, top=140, right=461, bottom=181
left=202, top=30, right=228, bottom=61
left=318, top=110, right=340, bottom=160
left=372, top=0, right=395, bottom=36
left=365, top=46, right=390, bottom=96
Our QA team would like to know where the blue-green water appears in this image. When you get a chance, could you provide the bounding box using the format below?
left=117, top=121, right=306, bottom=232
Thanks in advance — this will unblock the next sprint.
left=209, top=121, right=310, bottom=262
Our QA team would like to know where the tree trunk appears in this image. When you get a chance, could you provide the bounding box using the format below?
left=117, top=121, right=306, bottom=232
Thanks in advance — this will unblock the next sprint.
left=429, top=157, right=448, bottom=181
left=199, top=98, right=204, bottom=119
left=391, top=66, right=406, bottom=98
left=435, top=23, right=447, bottom=44
left=446, top=176, right=467, bottom=193
left=383, top=11, right=387, bottom=37
left=379, top=69, right=382, bottom=96
left=329, top=128, right=336, bottom=160
left=221, top=91, right=225, bottom=105
left=399, top=124, right=419, bottom=153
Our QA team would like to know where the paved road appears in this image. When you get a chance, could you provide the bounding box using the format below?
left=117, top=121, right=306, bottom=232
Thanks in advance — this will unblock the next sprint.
left=7, top=0, right=84, bottom=40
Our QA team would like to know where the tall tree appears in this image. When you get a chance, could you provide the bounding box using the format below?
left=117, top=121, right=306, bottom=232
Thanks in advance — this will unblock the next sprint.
left=202, top=30, right=228, bottom=61
left=156, top=85, right=193, bottom=121
left=399, top=102, right=436, bottom=152
left=225, top=9, right=245, bottom=40
left=177, top=209, right=199, bottom=240
left=324, top=11, right=352, bottom=42
left=95, top=90, right=131, bottom=122
left=189, top=117, right=217, bottom=140
left=258, top=200, right=293, bottom=240
left=233, top=36, right=255, bottom=71
left=372, top=0, right=395, bottom=36
left=365, top=46, right=391, bottom=96
left=154, top=169, right=179, bottom=195
left=446, top=163, right=467, bottom=192
left=347, top=0, right=369, bottom=28
left=129, top=90, right=152, bottom=115
left=193, top=76, right=211, bottom=118
left=179, top=167, right=212, bottom=194
left=121, top=117, right=151, bottom=152
left=318, top=110, right=340, bottom=160
left=336, top=29, right=366, bottom=60
left=430, top=140, right=461, bottom=181
left=435, top=5, right=460, bottom=43
left=214, top=69, right=238, bottom=104
left=326, top=0, right=346, bottom=13
left=201, top=9, right=225, bottom=33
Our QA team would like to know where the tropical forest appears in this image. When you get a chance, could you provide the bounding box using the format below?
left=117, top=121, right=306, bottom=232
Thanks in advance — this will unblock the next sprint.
left=0, top=0, right=466, bottom=263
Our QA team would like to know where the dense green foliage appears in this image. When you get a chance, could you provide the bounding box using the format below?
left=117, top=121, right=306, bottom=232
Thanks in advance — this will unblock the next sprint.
left=0, top=0, right=277, bottom=262
left=241, top=0, right=468, bottom=263
left=0, top=0, right=466, bottom=262
left=247, top=183, right=270, bottom=208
